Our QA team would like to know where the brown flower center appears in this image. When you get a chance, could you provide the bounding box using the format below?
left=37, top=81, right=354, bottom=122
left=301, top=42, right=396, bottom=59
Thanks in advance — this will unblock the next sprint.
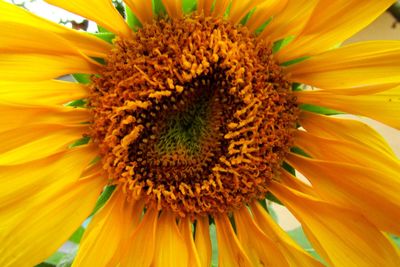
left=89, top=15, right=298, bottom=217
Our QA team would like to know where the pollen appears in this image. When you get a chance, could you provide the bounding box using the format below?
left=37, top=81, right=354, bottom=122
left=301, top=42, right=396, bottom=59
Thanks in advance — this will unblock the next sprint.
left=89, top=14, right=298, bottom=217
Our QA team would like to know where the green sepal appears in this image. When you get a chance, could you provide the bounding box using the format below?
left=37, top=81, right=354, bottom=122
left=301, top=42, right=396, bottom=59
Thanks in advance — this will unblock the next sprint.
left=272, top=36, right=294, bottom=53
left=254, top=18, right=272, bottom=36
left=152, top=0, right=167, bottom=18
left=280, top=56, right=308, bottom=67
left=266, top=191, right=283, bottom=205
left=239, top=8, right=255, bottom=25
left=300, top=104, right=343, bottom=116
left=291, top=146, right=310, bottom=158
left=72, top=73, right=91, bottom=84
left=125, top=5, right=142, bottom=30
left=209, top=223, right=218, bottom=267
left=97, top=25, right=110, bottom=33
left=69, top=136, right=90, bottom=148
left=69, top=226, right=85, bottom=244
left=91, top=32, right=116, bottom=43
left=90, top=185, right=116, bottom=216
left=34, top=251, right=66, bottom=267
left=65, top=99, right=87, bottom=108
left=282, top=161, right=295, bottom=175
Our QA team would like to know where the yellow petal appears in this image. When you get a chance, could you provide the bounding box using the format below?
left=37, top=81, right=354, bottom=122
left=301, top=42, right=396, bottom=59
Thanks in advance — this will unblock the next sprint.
left=72, top=190, right=128, bottom=267
left=280, top=168, right=317, bottom=196
left=270, top=182, right=400, bottom=267
left=0, top=104, right=90, bottom=132
left=161, top=0, right=182, bottom=18
left=228, top=0, right=263, bottom=25
left=180, top=218, right=201, bottom=267
left=0, top=1, right=111, bottom=58
left=0, top=53, right=100, bottom=81
left=299, top=111, right=396, bottom=156
left=0, top=156, right=104, bottom=267
left=0, top=145, right=98, bottom=209
left=0, top=80, right=88, bottom=105
left=276, top=0, right=394, bottom=62
left=212, top=0, right=231, bottom=17
left=318, top=83, right=399, bottom=96
left=233, top=207, right=289, bottom=267
left=245, top=0, right=288, bottom=32
left=259, top=0, right=319, bottom=42
left=294, top=130, right=400, bottom=174
left=152, top=211, right=189, bottom=267
left=196, top=0, right=213, bottom=16
left=296, top=86, right=400, bottom=129
left=0, top=124, right=87, bottom=165
left=195, top=216, right=212, bottom=267
left=287, top=41, right=400, bottom=89
left=120, top=208, right=157, bottom=267
left=287, top=153, right=400, bottom=235
left=44, top=0, right=132, bottom=38
left=214, top=214, right=253, bottom=267
left=250, top=202, right=324, bottom=267
left=124, top=0, right=153, bottom=24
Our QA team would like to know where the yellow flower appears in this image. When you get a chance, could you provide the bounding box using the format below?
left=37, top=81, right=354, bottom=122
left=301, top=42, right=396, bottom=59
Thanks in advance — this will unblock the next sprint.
left=1, top=0, right=400, bottom=266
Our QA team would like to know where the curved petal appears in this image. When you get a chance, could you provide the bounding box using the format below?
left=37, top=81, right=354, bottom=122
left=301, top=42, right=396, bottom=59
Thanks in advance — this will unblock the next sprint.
left=161, top=0, right=182, bottom=18
left=0, top=124, right=87, bottom=165
left=0, top=104, right=90, bottom=132
left=72, top=190, right=128, bottom=267
left=196, top=0, right=214, bottom=16
left=180, top=217, right=201, bottom=267
left=0, top=80, right=88, bottom=105
left=287, top=153, right=400, bottom=235
left=120, top=208, right=158, bottom=267
left=45, top=0, right=132, bottom=38
left=245, top=0, right=288, bottom=32
left=294, top=130, right=400, bottom=173
left=233, top=207, right=290, bottom=266
left=270, top=182, right=400, bottom=267
left=214, top=214, right=253, bottom=267
left=296, top=86, right=400, bottom=129
left=259, top=0, right=318, bottom=42
left=228, top=0, right=263, bottom=25
left=0, top=152, right=104, bottom=267
left=195, top=216, right=212, bottom=267
left=299, top=111, right=396, bottom=156
left=286, top=41, right=400, bottom=89
left=152, top=211, right=189, bottom=267
left=212, top=0, right=231, bottom=17
left=250, top=202, right=324, bottom=267
left=0, top=1, right=111, bottom=58
left=0, top=53, right=100, bottom=81
left=276, top=0, right=394, bottom=62
left=124, top=0, right=153, bottom=24
left=280, top=168, right=317, bottom=196
left=0, top=145, right=98, bottom=209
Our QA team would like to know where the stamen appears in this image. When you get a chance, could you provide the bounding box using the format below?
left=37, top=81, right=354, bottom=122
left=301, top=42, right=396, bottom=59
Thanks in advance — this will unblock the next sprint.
left=89, top=14, right=298, bottom=217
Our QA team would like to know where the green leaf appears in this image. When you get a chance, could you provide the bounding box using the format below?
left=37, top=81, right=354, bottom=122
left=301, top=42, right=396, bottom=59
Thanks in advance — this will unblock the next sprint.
left=97, top=25, right=110, bottom=33
left=125, top=5, right=142, bottom=30
left=152, top=0, right=167, bottom=18
left=72, top=73, right=91, bottom=84
left=300, top=104, right=343, bottom=116
left=90, top=185, right=116, bottom=216
left=288, top=227, right=324, bottom=262
left=182, top=0, right=196, bottom=14
left=35, top=251, right=66, bottom=267
left=91, top=32, right=116, bottom=43
left=69, top=226, right=85, bottom=244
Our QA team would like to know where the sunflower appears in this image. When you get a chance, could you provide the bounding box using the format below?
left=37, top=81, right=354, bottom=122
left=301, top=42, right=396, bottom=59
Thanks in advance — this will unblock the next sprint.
left=1, top=0, right=400, bottom=266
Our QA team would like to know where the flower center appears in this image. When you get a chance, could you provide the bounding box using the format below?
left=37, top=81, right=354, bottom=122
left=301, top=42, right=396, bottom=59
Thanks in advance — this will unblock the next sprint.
left=89, top=14, right=298, bottom=217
